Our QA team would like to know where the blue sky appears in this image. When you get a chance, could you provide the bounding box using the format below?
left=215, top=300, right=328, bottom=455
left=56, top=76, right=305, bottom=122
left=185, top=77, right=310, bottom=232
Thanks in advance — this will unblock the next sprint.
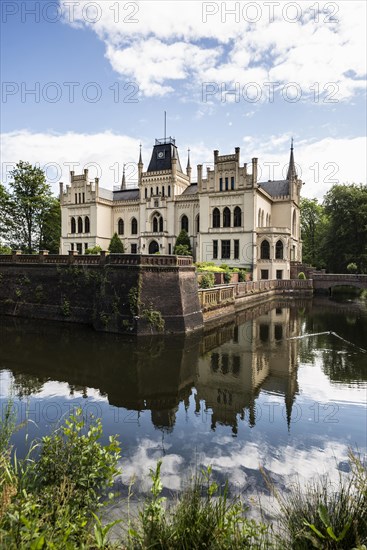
left=1, top=1, right=366, bottom=198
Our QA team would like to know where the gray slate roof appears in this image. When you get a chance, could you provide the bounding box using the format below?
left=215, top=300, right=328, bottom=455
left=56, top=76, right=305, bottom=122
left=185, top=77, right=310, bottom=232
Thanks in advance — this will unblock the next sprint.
left=182, top=184, right=198, bottom=195
left=113, top=189, right=140, bottom=201
left=258, top=180, right=290, bottom=197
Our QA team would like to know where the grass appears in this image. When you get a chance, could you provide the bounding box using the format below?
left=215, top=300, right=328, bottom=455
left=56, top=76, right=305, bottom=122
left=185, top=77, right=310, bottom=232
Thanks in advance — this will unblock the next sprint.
left=1, top=402, right=366, bottom=549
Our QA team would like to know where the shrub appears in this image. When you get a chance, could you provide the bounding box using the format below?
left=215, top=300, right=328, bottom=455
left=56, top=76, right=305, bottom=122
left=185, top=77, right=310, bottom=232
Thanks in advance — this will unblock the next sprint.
left=108, top=233, right=125, bottom=253
left=223, top=270, right=232, bottom=284
left=174, top=244, right=191, bottom=256
left=174, top=230, right=191, bottom=253
left=0, top=245, right=11, bottom=255
left=347, top=262, right=358, bottom=273
left=0, top=408, right=121, bottom=548
left=199, top=273, right=215, bottom=288
left=238, top=269, right=247, bottom=282
left=298, top=271, right=306, bottom=279
left=85, top=245, right=102, bottom=255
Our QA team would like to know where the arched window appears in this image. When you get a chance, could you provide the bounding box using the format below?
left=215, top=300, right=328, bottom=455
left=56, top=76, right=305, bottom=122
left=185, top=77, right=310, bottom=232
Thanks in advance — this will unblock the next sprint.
left=152, top=213, right=163, bottom=233
left=150, top=188, right=153, bottom=196
left=71, top=217, right=76, bottom=234
left=213, top=208, right=220, bottom=228
left=181, top=215, right=189, bottom=232
left=196, top=214, right=200, bottom=233
left=118, top=218, right=124, bottom=235
left=77, top=217, right=83, bottom=233
left=223, top=207, right=231, bottom=228
left=156, top=186, right=159, bottom=196
left=168, top=185, right=171, bottom=197
left=234, top=206, right=242, bottom=227
left=260, top=240, right=270, bottom=259
left=162, top=186, right=165, bottom=197
left=145, top=188, right=148, bottom=199
left=84, top=216, right=90, bottom=233
left=131, top=217, right=138, bottom=235
left=275, top=240, right=284, bottom=259
left=292, top=210, right=297, bottom=236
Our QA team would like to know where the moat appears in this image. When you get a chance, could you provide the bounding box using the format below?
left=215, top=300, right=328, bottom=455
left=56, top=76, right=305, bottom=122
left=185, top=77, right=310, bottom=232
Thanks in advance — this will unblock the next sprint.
left=1, top=296, right=366, bottom=505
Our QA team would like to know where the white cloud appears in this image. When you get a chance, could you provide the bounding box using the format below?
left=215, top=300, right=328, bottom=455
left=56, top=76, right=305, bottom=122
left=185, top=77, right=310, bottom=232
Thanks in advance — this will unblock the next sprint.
left=1, top=131, right=365, bottom=199
left=59, top=1, right=366, bottom=100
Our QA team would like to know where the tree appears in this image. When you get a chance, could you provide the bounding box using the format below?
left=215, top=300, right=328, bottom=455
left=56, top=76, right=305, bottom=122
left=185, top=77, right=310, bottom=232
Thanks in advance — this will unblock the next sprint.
left=323, top=184, right=367, bottom=273
left=0, top=182, right=14, bottom=245
left=108, top=233, right=125, bottom=253
left=174, top=230, right=191, bottom=254
left=6, top=162, right=56, bottom=253
left=39, top=198, right=61, bottom=254
left=300, top=198, right=328, bottom=268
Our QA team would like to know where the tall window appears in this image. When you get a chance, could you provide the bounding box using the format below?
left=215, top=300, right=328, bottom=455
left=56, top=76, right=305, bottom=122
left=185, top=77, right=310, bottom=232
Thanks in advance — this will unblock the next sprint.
left=196, top=214, right=200, bottom=233
left=181, top=215, right=189, bottom=232
left=221, top=240, right=230, bottom=259
left=168, top=185, right=171, bottom=197
left=231, top=177, right=235, bottom=190
left=162, top=186, right=165, bottom=197
left=234, top=240, right=239, bottom=259
left=275, top=240, right=284, bottom=259
left=219, top=177, right=223, bottom=191
left=213, top=240, right=218, bottom=259
left=145, top=188, right=148, bottom=199
left=118, top=218, right=124, bottom=235
left=213, top=208, right=220, bottom=228
left=223, top=207, right=231, bottom=228
left=260, top=240, right=270, bottom=259
left=225, top=177, right=229, bottom=191
left=71, top=217, right=76, bottom=234
left=84, top=216, right=90, bottom=233
left=234, top=206, right=242, bottom=227
left=131, top=217, right=138, bottom=235
left=153, top=213, right=163, bottom=233
left=77, top=217, right=83, bottom=233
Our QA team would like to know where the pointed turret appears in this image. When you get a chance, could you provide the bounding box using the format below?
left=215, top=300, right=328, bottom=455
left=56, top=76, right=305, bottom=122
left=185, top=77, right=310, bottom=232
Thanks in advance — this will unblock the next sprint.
left=286, top=138, right=297, bottom=181
left=186, top=148, right=192, bottom=182
left=121, top=164, right=126, bottom=190
left=138, top=144, right=143, bottom=186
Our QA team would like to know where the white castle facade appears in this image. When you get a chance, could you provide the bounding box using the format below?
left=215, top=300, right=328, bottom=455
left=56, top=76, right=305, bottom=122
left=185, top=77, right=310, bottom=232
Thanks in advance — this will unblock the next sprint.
left=60, top=136, right=303, bottom=281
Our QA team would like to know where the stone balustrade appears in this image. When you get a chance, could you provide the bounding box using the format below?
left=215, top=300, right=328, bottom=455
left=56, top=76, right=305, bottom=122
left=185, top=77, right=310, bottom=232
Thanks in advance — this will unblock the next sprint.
left=0, top=252, right=193, bottom=267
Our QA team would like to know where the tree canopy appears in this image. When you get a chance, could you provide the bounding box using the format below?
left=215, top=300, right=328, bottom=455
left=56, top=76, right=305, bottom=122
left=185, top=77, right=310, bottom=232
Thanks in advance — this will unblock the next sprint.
left=1, top=162, right=60, bottom=253
left=300, top=184, right=367, bottom=273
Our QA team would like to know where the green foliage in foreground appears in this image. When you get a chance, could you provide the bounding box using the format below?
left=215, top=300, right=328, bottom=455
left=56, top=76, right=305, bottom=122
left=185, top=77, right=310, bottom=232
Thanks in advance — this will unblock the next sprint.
left=1, top=403, right=366, bottom=549
left=86, top=245, right=103, bottom=255
left=0, top=405, right=120, bottom=549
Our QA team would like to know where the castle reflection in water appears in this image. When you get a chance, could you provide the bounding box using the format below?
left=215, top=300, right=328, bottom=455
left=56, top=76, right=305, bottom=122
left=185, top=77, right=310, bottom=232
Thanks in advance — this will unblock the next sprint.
left=0, top=300, right=304, bottom=435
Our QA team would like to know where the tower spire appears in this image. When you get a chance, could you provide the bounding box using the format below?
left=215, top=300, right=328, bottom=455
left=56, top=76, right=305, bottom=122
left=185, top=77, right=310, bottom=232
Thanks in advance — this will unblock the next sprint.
left=286, top=137, right=297, bottom=181
left=186, top=148, right=192, bottom=181
left=121, top=163, right=126, bottom=190
left=138, top=143, right=142, bottom=165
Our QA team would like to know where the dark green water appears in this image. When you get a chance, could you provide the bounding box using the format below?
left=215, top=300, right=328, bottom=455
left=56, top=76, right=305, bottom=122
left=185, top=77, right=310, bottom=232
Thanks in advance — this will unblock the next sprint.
left=1, top=297, right=366, bottom=501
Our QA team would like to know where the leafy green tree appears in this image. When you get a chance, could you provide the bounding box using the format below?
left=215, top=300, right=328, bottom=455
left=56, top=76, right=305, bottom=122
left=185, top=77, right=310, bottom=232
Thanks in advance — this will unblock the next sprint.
left=39, top=197, right=61, bottom=254
left=0, top=182, right=14, bottom=245
left=108, top=233, right=125, bottom=253
left=174, top=230, right=191, bottom=254
left=6, top=162, right=56, bottom=253
left=300, top=197, right=328, bottom=268
left=323, top=184, right=367, bottom=273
